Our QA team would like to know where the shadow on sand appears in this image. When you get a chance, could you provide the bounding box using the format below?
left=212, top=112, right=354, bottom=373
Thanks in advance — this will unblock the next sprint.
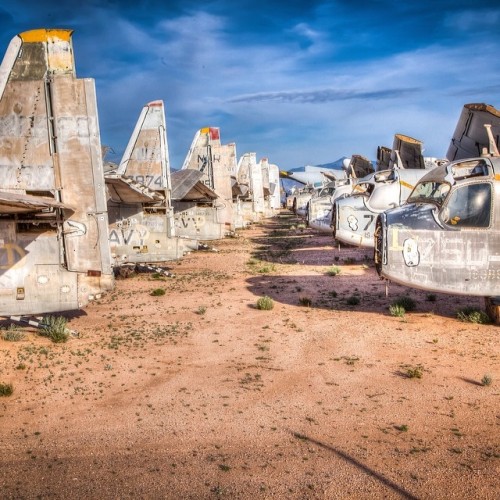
left=290, top=430, right=419, bottom=500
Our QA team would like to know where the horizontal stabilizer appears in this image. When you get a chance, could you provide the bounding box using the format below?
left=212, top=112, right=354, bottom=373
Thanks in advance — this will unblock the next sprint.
left=171, top=170, right=218, bottom=201
left=105, top=174, right=165, bottom=203
left=0, top=191, right=73, bottom=214
left=232, top=176, right=249, bottom=197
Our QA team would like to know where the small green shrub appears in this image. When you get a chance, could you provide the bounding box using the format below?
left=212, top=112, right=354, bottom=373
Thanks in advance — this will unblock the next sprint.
left=150, top=288, right=166, bottom=297
left=481, top=374, right=493, bottom=386
left=1, top=325, right=25, bottom=342
left=395, top=424, right=408, bottom=432
left=389, top=304, right=406, bottom=318
left=392, top=296, right=416, bottom=312
left=40, top=316, right=70, bottom=343
left=456, top=307, right=490, bottom=324
left=346, top=295, right=360, bottom=306
left=329, top=291, right=338, bottom=298
left=299, top=296, right=312, bottom=307
left=406, top=366, right=423, bottom=379
left=344, top=257, right=356, bottom=265
left=256, top=296, right=274, bottom=310
left=151, top=272, right=167, bottom=280
left=326, top=266, right=341, bottom=276
left=426, top=293, right=437, bottom=302
left=0, top=382, right=13, bottom=396
left=195, top=306, right=207, bottom=315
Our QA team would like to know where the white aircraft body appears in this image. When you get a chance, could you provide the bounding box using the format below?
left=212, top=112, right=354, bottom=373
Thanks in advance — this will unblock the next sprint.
left=105, top=101, right=199, bottom=265
left=0, top=29, right=114, bottom=316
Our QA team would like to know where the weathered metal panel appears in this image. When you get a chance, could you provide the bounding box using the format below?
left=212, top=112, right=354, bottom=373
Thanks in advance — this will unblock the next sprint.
left=172, top=201, right=226, bottom=240
left=0, top=223, right=80, bottom=314
left=0, top=80, right=55, bottom=190
left=51, top=76, right=112, bottom=275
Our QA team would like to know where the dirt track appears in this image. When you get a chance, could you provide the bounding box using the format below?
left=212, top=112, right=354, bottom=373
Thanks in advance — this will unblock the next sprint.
left=0, top=211, right=498, bottom=499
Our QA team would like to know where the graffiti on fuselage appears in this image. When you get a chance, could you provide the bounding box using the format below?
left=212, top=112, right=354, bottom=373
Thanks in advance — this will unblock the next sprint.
left=174, top=211, right=208, bottom=230
left=197, top=154, right=221, bottom=171
left=0, top=243, right=27, bottom=269
left=109, top=224, right=150, bottom=246
left=124, top=175, right=163, bottom=189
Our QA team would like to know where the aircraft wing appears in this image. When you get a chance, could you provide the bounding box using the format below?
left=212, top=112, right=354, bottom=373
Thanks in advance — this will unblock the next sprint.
left=105, top=174, right=165, bottom=203
left=0, top=191, right=72, bottom=214
left=171, top=170, right=218, bottom=201
left=321, top=171, right=341, bottom=181
left=281, top=168, right=346, bottom=185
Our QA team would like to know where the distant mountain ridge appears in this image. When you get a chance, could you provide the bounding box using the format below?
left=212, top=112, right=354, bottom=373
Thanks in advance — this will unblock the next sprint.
left=286, top=157, right=349, bottom=173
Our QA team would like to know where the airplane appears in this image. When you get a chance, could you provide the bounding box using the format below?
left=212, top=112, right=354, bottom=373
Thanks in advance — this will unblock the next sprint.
left=280, top=162, right=349, bottom=187
left=104, top=100, right=198, bottom=267
left=307, top=155, right=375, bottom=233
left=0, top=29, right=114, bottom=316
left=284, top=159, right=355, bottom=216
left=260, top=158, right=281, bottom=217
left=332, top=135, right=445, bottom=248
left=234, top=152, right=265, bottom=224
left=375, top=104, right=500, bottom=310
left=180, top=127, right=237, bottom=236
left=288, top=185, right=317, bottom=217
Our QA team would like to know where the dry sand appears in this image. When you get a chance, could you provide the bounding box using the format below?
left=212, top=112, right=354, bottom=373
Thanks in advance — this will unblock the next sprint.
left=0, top=211, right=498, bottom=499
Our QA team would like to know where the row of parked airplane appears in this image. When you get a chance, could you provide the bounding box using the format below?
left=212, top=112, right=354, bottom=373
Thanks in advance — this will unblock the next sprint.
left=286, top=103, right=500, bottom=308
left=0, top=29, right=281, bottom=318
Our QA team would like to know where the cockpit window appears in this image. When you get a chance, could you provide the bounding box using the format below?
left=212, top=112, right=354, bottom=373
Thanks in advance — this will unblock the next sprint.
left=352, top=183, right=373, bottom=196
left=374, top=170, right=397, bottom=183
left=451, top=159, right=490, bottom=180
left=407, top=181, right=450, bottom=206
left=441, top=183, right=492, bottom=228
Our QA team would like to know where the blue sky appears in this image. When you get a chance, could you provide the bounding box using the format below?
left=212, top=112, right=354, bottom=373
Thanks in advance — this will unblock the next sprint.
left=1, top=1, right=499, bottom=169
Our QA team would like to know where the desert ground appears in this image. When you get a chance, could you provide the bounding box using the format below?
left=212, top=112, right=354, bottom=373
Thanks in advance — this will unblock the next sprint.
left=0, top=210, right=498, bottom=499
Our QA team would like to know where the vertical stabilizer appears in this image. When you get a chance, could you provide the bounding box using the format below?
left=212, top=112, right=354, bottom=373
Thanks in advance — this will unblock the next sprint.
left=238, top=153, right=265, bottom=218
left=390, top=134, right=425, bottom=169
left=446, top=103, right=500, bottom=161
left=0, top=29, right=113, bottom=315
left=181, top=127, right=235, bottom=231
left=117, top=100, right=171, bottom=193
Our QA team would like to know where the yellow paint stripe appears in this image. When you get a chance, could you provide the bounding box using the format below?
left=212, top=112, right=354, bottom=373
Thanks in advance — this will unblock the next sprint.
left=20, top=29, right=73, bottom=43
left=400, top=180, right=414, bottom=190
left=495, top=174, right=500, bottom=181
left=200, top=127, right=211, bottom=134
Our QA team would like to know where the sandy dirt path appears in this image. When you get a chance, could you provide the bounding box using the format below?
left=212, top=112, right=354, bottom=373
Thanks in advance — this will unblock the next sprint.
left=0, top=211, right=498, bottom=499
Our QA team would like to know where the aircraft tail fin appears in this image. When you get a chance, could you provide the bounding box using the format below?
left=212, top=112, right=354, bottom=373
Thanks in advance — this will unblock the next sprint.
left=376, top=146, right=392, bottom=171
left=346, top=154, right=374, bottom=178
left=0, top=29, right=113, bottom=315
left=447, top=103, right=500, bottom=161
left=117, top=100, right=170, bottom=192
left=391, top=134, right=425, bottom=169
